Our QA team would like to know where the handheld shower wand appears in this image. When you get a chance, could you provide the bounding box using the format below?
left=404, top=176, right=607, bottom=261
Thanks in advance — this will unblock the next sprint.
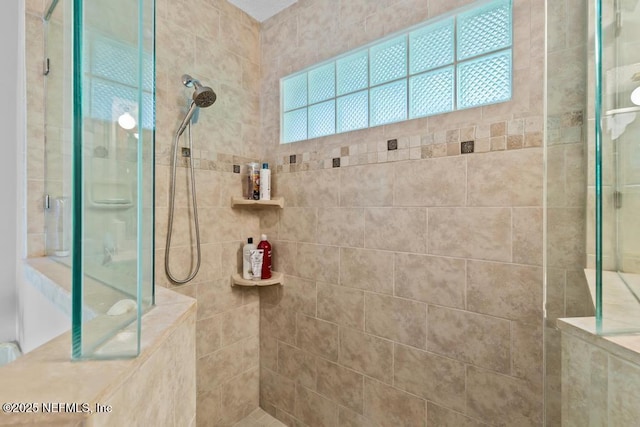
left=165, top=74, right=217, bottom=284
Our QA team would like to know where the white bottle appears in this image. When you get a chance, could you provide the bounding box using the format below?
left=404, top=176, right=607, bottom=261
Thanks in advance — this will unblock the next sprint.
left=242, top=237, right=256, bottom=280
left=259, top=162, right=271, bottom=200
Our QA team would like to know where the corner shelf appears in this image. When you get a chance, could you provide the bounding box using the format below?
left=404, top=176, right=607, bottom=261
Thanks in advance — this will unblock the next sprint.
left=231, top=271, right=284, bottom=287
left=231, top=197, right=284, bottom=208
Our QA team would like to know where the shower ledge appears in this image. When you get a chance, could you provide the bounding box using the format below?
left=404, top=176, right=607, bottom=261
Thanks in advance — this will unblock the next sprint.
left=0, top=286, right=196, bottom=426
left=557, top=269, right=640, bottom=368
left=231, top=196, right=284, bottom=208
left=231, top=271, right=283, bottom=287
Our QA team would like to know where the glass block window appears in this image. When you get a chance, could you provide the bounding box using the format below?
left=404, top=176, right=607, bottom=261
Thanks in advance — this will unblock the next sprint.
left=280, top=0, right=512, bottom=143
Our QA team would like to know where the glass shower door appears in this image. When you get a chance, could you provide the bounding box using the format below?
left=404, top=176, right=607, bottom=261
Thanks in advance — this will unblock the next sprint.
left=595, top=0, right=640, bottom=332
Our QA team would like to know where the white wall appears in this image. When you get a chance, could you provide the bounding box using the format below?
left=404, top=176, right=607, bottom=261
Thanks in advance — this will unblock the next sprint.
left=0, top=1, right=22, bottom=342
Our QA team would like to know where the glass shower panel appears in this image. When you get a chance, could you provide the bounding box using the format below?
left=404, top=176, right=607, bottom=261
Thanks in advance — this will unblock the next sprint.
left=69, top=0, right=155, bottom=359
left=45, top=0, right=72, bottom=259
left=594, top=0, right=640, bottom=333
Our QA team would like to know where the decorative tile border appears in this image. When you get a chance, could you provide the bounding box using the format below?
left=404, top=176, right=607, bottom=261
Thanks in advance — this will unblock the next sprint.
left=274, top=114, right=555, bottom=173
left=158, top=111, right=583, bottom=175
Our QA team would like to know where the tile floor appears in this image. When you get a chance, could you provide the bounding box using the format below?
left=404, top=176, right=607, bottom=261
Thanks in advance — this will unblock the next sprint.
left=233, top=408, right=287, bottom=427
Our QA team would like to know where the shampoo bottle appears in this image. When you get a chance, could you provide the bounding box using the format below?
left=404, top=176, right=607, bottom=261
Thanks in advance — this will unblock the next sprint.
left=257, top=234, right=272, bottom=279
left=259, top=163, right=271, bottom=200
left=242, top=237, right=256, bottom=280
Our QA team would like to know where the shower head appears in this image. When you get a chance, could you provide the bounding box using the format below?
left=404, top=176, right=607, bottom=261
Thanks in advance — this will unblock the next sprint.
left=176, top=74, right=217, bottom=136
left=182, top=74, right=217, bottom=108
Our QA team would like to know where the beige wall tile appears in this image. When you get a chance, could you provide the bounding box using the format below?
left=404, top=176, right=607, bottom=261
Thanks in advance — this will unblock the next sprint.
left=295, top=385, right=338, bottom=427
left=296, top=314, right=339, bottom=361
left=394, top=343, right=466, bottom=412
left=365, top=208, right=427, bottom=253
left=467, top=149, right=543, bottom=207
left=363, top=378, right=426, bottom=427
left=261, top=275, right=317, bottom=316
left=365, top=293, right=427, bottom=349
left=467, top=366, right=542, bottom=426
left=394, top=157, right=466, bottom=206
left=297, top=243, right=340, bottom=283
left=428, top=306, right=511, bottom=374
left=316, top=358, right=364, bottom=414
left=608, top=356, right=640, bottom=426
left=338, top=406, right=369, bottom=427
left=427, top=402, right=489, bottom=427
left=340, top=247, right=394, bottom=294
left=512, top=321, right=543, bottom=393
left=428, top=208, right=512, bottom=262
left=196, top=278, right=243, bottom=320
left=279, top=207, right=318, bottom=242
left=339, top=163, right=394, bottom=207
left=339, top=328, right=394, bottom=384
left=197, top=341, right=246, bottom=392
left=394, top=156, right=466, bottom=206
left=272, top=240, right=297, bottom=276
left=467, top=260, right=543, bottom=324
left=261, top=368, right=296, bottom=415
left=513, top=207, right=543, bottom=266
left=317, top=208, right=365, bottom=247
left=317, top=282, right=365, bottom=330
left=547, top=207, right=586, bottom=269
left=219, top=368, right=260, bottom=425
left=261, top=304, right=297, bottom=346
left=196, top=315, right=222, bottom=358
left=277, top=341, right=316, bottom=390
left=297, top=169, right=340, bottom=207
left=394, top=253, right=465, bottom=309
left=221, top=302, right=259, bottom=346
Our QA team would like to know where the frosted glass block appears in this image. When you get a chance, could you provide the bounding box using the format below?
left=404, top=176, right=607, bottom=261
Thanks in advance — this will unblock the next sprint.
left=409, top=67, right=454, bottom=118
left=282, top=108, right=307, bottom=143
left=91, top=80, right=154, bottom=130
left=409, top=18, right=454, bottom=74
left=337, top=90, right=368, bottom=133
left=337, top=50, right=368, bottom=96
left=309, top=63, right=335, bottom=104
left=282, top=74, right=308, bottom=112
left=308, top=100, right=336, bottom=139
left=370, top=35, right=407, bottom=86
left=370, top=80, right=407, bottom=127
left=458, top=0, right=512, bottom=60
left=92, top=38, right=136, bottom=88
left=458, top=50, right=512, bottom=109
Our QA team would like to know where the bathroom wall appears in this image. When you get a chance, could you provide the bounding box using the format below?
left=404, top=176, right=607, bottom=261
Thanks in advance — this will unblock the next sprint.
left=544, top=0, right=590, bottom=425
left=258, top=0, right=546, bottom=425
left=154, top=0, right=264, bottom=425
left=0, top=0, right=21, bottom=343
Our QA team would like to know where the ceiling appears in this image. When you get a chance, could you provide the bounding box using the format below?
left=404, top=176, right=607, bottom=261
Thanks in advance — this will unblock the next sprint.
left=227, top=0, right=298, bottom=22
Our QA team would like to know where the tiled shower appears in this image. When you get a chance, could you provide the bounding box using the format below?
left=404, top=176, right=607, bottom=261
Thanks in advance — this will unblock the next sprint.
left=20, top=0, right=596, bottom=425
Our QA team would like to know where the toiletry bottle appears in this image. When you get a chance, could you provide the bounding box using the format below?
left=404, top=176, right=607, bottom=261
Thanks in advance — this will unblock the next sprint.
left=242, top=237, right=256, bottom=280
left=257, top=234, right=272, bottom=279
left=259, top=163, right=271, bottom=200
left=246, top=163, right=260, bottom=200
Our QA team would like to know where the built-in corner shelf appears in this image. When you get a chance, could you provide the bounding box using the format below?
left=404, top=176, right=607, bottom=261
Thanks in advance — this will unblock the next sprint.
left=231, top=271, right=284, bottom=287
left=231, top=197, right=284, bottom=208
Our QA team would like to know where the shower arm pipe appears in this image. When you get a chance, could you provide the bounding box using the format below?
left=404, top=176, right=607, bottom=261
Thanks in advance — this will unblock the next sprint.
left=165, top=121, right=202, bottom=284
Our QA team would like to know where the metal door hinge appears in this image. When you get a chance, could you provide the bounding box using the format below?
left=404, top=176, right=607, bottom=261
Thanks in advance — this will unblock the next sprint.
left=43, top=58, right=50, bottom=76
left=614, top=191, right=622, bottom=209
left=44, top=194, right=51, bottom=210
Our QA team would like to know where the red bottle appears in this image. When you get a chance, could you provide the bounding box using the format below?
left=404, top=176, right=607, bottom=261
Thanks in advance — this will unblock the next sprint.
left=257, top=234, right=272, bottom=279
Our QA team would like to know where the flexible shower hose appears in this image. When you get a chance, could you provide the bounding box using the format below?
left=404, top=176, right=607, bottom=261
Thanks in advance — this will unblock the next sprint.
left=165, top=121, right=201, bottom=284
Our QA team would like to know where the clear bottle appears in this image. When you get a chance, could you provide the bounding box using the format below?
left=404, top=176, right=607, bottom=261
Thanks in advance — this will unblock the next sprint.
left=242, top=237, right=256, bottom=280
left=246, top=163, right=260, bottom=200
left=259, top=163, right=271, bottom=200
